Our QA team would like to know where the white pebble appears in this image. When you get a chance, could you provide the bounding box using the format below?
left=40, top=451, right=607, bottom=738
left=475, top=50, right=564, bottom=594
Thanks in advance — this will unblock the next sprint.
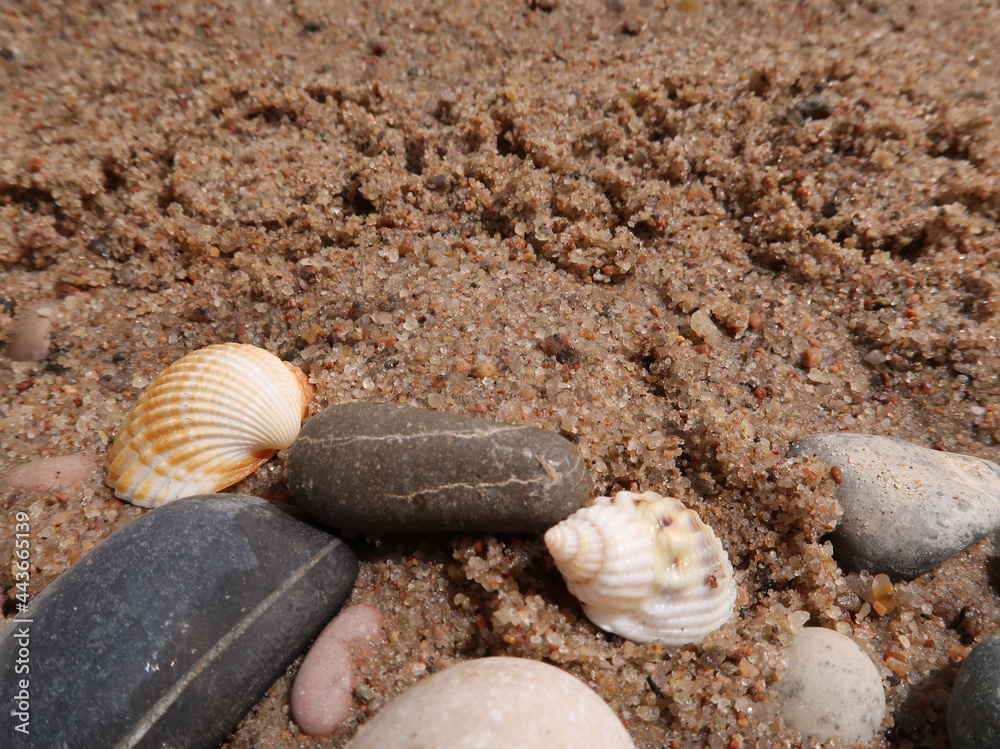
left=344, top=657, right=635, bottom=748
left=776, top=627, right=885, bottom=742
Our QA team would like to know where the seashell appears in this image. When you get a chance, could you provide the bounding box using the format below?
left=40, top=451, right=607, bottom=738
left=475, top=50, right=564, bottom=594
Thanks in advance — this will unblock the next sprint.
left=107, top=343, right=314, bottom=508
left=544, top=490, right=737, bottom=645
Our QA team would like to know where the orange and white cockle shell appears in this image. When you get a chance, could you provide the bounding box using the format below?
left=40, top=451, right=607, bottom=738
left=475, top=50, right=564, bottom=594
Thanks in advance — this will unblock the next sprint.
left=544, top=490, right=737, bottom=645
left=107, top=343, right=314, bottom=508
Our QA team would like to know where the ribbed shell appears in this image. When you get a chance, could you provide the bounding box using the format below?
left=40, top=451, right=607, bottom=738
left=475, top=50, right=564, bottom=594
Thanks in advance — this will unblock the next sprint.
left=545, top=503, right=656, bottom=609
left=544, top=490, right=737, bottom=645
left=107, top=343, right=314, bottom=508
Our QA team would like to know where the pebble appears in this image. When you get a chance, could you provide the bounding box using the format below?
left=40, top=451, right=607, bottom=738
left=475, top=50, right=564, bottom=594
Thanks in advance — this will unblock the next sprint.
left=292, top=604, right=385, bottom=737
left=344, top=657, right=636, bottom=748
left=0, top=494, right=358, bottom=749
left=289, top=403, right=590, bottom=533
left=3, top=305, right=51, bottom=361
left=948, top=632, right=1000, bottom=748
left=0, top=454, right=99, bottom=491
left=788, top=433, right=1000, bottom=579
left=776, top=627, right=886, bottom=742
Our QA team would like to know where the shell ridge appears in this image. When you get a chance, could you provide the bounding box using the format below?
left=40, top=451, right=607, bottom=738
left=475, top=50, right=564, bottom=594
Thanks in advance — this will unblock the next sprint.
left=106, top=343, right=311, bottom=506
left=545, top=490, right=737, bottom=645
left=134, top=368, right=299, bottom=441
left=122, top=404, right=297, bottom=450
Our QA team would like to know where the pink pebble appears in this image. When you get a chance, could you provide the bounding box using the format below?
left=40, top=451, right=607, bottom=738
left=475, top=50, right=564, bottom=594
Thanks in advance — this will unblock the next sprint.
left=291, top=604, right=385, bottom=737
left=0, top=455, right=100, bottom=491
left=4, top=308, right=52, bottom=362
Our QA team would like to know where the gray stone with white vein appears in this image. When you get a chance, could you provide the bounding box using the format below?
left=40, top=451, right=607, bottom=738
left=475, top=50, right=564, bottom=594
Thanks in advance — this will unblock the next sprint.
left=289, top=403, right=590, bottom=533
left=0, top=495, right=357, bottom=749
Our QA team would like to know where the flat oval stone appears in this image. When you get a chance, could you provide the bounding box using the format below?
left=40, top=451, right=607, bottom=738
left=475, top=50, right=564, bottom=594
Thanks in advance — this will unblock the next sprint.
left=776, top=627, right=886, bottom=742
left=788, top=433, right=1000, bottom=579
left=0, top=455, right=99, bottom=492
left=291, top=604, right=385, bottom=737
left=289, top=403, right=590, bottom=533
left=0, top=494, right=358, bottom=749
left=344, top=657, right=636, bottom=749
left=3, top=306, right=51, bottom=362
left=948, top=632, right=1000, bottom=748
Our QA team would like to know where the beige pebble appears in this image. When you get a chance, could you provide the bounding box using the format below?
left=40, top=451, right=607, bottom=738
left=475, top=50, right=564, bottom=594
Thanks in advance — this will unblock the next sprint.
left=1, top=455, right=99, bottom=491
left=4, top=307, right=51, bottom=361
left=800, top=347, right=823, bottom=369
left=469, top=361, right=498, bottom=379
left=776, top=627, right=885, bottom=742
left=690, top=308, right=726, bottom=349
left=345, top=657, right=635, bottom=748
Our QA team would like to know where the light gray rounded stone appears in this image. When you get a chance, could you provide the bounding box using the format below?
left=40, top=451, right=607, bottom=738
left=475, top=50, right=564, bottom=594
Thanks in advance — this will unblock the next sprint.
left=776, top=627, right=885, bottom=742
left=344, top=657, right=636, bottom=749
left=949, top=632, right=1000, bottom=749
left=788, top=433, right=1000, bottom=580
left=288, top=403, right=590, bottom=533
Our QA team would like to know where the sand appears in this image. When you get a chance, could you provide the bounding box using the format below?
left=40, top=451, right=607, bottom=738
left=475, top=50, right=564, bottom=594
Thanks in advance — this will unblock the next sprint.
left=1, top=0, right=999, bottom=746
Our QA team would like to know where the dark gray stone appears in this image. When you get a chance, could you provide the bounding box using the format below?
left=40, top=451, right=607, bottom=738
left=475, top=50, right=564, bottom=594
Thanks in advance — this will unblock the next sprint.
left=788, top=433, right=1000, bottom=580
left=0, top=494, right=358, bottom=749
left=949, top=633, right=1000, bottom=749
left=288, top=403, right=590, bottom=533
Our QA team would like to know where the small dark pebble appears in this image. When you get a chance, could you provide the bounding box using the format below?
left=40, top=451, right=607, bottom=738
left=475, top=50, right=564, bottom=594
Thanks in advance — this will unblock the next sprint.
left=425, top=174, right=450, bottom=191
left=529, top=0, right=559, bottom=10
left=541, top=333, right=581, bottom=366
left=348, top=300, right=368, bottom=320
left=190, top=306, right=215, bottom=323
left=87, top=234, right=114, bottom=258
left=955, top=605, right=983, bottom=644
left=792, top=96, right=834, bottom=122
left=697, top=646, right=726, bottom=668
left=0, top=47, right=13, bottom=60
left=304, top=20, right=322, bottom=32
left=297, top=265, right=320, bottom=283
left=0, top=590, right=15, bottom=617
left=112, top=351, right=128, bottom=364
left=755, top=565, right=773, bottom=594
left=368, top=38, right=388, bottom=56
left=621, top=15, right=644, bottom=34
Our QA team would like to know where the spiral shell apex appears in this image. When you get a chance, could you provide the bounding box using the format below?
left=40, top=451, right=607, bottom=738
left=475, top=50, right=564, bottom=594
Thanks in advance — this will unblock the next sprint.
left=545, top=491, right=737, bottom=645
left=107, top=343, right=314, bottom=508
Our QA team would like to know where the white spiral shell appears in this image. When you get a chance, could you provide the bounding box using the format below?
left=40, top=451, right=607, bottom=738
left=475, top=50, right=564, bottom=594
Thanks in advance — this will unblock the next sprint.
left=544, top=490, right=737, bottom=645
left=107, top=343, right=314, bottom=508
